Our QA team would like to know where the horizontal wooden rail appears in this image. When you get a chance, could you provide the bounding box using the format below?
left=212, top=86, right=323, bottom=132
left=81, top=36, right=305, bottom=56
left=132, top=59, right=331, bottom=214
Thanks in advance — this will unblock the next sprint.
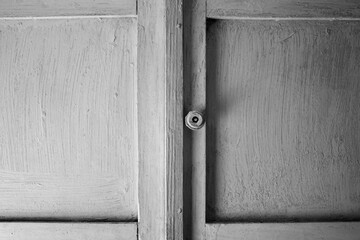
left=207, top=0, right=360, bottom=19
left=0, top=222, right=137, bottom=240
left=0, top=0, right=136, bottom=18
left=207, top=222, right=360, bottom=240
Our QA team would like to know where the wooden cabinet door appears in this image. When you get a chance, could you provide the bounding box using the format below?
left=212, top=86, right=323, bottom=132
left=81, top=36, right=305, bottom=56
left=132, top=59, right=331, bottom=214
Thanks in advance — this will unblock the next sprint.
left=0, top=1, right=184, bottom=239
left=0, top=1, right=138, bottom=239
left=184, top=0, right=360, bottom=239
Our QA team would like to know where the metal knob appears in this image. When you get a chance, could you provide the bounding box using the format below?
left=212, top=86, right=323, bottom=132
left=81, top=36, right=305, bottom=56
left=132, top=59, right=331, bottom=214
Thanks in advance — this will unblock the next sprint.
left=185, top=111, right=205, bottom=130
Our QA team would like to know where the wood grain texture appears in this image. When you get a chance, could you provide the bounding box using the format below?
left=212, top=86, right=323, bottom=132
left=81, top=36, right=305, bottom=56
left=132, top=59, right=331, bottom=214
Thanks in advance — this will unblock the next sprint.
left=138, top=0, right=183, bottom=239
left=0, top=222, right=137, bottom=240
left=206, top=20, right=360, bottom=222
left=0, top=17, right=138, bottom=220
left=0, top=0, right=136, bottom=17
left=206, top=222, right=360, bottom=240
left=207, top=0, right=360, bottom=19
left=165, top=0, right=184, bottom=239
left=183, top=0, right=207, bottom=239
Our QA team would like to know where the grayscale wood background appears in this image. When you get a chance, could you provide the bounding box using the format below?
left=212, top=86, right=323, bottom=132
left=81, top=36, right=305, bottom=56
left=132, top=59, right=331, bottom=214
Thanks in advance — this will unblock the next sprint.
left=0, top=0, right=360, bottom=239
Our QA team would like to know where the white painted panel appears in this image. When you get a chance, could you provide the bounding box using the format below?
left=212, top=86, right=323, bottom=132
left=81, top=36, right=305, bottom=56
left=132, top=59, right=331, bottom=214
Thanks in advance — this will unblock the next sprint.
left=206, top=20, right=360, bottom=222
left=0, top=17, right=138, bottom=220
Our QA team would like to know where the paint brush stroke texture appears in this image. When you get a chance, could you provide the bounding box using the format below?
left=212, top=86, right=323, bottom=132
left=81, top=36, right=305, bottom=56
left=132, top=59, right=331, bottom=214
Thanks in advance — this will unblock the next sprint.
left=0, top=17, right=138, bottom=220
left=206, top=20, right=360, bottom=222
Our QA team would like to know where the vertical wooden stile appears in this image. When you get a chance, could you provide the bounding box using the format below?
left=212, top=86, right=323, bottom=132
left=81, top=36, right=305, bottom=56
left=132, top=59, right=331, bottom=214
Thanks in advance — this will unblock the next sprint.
left=183, top=0, right=207, bottom=239
left=138, top=0, right=183, bottom=239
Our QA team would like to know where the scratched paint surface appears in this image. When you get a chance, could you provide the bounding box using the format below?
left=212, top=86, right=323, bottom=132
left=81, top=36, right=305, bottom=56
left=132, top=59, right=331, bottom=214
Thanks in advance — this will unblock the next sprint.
left=0, top=18, right=138, bottom=220
left=206, top=20, right=360, bottom=222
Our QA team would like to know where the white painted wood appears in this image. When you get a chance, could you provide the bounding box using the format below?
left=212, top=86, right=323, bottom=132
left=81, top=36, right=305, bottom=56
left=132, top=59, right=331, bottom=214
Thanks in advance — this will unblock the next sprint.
left=0, top=0, right=136, bottom=17
left=137, top=0, right=166, bottom=237
left=0, top=222, right=137, bottom=240
left=138, top=0, right=183, bottom=239
left=0, top=17, right=138, bottom=220
left=184, top=1, right=360, bottom=239
left=165, top=0, right=184, bottom=239
left=206, top=223, right=360, bottom=240
left=206, top=20, right=360, bottom=222
left=207, top=0, right=360, bottom=19
left=183, top=0, right=207, bottom=239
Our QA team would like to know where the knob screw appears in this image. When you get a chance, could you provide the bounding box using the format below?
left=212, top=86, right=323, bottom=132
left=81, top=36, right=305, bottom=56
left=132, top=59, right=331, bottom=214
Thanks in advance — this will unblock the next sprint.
left=185, top=111, right=204, bottom=130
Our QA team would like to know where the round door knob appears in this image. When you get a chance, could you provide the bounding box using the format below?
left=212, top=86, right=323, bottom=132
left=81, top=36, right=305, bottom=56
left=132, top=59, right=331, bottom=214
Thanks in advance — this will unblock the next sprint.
left=185, top=111, right=205, bottom=130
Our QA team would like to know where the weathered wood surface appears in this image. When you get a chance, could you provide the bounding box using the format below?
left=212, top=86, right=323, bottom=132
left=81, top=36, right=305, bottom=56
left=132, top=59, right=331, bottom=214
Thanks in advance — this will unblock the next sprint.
left=0, top=17, right=138, bottom=220
left=183, top=0, right=207, bottom=239
left=206, top=20, right=360, bottom=222
left=0, top=222, right=137, bottom=240
left=138, top=0, right=183, bottom=239
left=0, top=0, right=136, bottom=17
left=206, top=223, right=360, bottom=240
left=207, top=0, right=360, bottom=19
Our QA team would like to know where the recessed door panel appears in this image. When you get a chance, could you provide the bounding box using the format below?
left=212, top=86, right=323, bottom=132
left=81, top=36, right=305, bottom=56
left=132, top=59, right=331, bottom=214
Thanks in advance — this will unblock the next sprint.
left=0, top=17, right=138, bottom=220
left=206, top=20, right=360, bottom=222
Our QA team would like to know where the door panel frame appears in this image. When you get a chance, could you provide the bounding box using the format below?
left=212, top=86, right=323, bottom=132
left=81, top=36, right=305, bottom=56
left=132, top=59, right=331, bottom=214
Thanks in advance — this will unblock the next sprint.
left=206, top=223, right=360, bottom=240
left=184, top=0, right=360, bottom=239
left=0, top=0, right=184, bottom=240
left=183, top=0, right=207, bottom=239
left=138, top=0, right=183, bottom=240
left=207, top=0, right=360, bottom=19
left=0, top=222, right=137, bottom=240
left=0, top=0, right=136, bottom=18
